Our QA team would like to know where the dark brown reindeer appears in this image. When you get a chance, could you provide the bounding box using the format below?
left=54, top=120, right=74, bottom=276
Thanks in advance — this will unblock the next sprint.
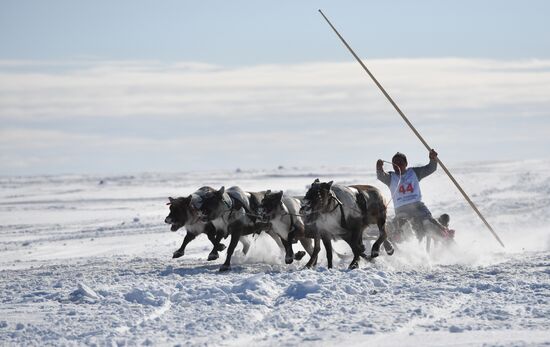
left=164, top=186, right=228, bottom=261
left=197, top=186, right=287, bottom=271
left=300, top=179, right=394, bottom=269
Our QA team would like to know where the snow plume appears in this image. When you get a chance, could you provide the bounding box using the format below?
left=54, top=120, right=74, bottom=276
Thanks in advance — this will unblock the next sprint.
left=235, top=234, right=287, bottom=267
left=382, top=159, right=550, bottom=268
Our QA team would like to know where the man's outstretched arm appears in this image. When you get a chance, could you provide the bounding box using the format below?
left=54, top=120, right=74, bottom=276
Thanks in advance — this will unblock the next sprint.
left=376, top=159, right=391, bottom=186
left=413, top=149, right=438, bottom=180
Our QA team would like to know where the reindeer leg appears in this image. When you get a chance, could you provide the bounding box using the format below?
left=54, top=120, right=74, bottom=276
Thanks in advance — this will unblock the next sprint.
left=382, top=217, right=395, bottom=255
left=346, top=223, right=363, bottom=269
left=383, top=239, right=395, bottom=256
left=208, top=231, right=225, bottom=261
left=219, top=224, right=242, bottom=272
left=294, top=250, right=306, bottom=261
left=266, top=230, right=285, bottom=255
left=305, top=228, right=320, bottom=269
left=321, top=235, right=333, bottom=269
left=371, top=217, right=388, bottom=259
left=292, top=223, right=307, bottom=260
left=280, top=237, right=295, bottom=264
left=207, top=224, right=225, bottom=252
left=295, top=237, right=312, bottom=261
left=422, top=219, right=440, bottom=254
left=172, top=233, right=196, bottom=258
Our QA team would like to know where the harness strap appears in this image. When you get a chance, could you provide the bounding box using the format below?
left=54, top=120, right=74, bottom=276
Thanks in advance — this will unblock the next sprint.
left=329, top=193, right=348, bottom=230
left=355, top=191, right=369, bottom=225
left=223, top=194, right=239, bottom=223
left=288, top=212, right=297, bottom=241
left=338, top=202, right=348, bottom=230
left=289, top=212, right=294, bottom=231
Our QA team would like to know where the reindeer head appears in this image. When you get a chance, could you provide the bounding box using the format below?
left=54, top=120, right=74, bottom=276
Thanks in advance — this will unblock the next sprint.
left=165, top=196, right=192, bottom=231
left=197, top=186, right=229, bottom=222
left=300, top=179, right=334, bottom=224
left=258, top=190, right=284, bottom=222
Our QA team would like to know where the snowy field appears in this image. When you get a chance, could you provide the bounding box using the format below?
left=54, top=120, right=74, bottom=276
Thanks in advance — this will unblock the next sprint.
left=1, top=160, right=549, bottom=346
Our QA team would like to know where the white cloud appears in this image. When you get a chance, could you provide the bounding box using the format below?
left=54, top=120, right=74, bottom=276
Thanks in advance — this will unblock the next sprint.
left=1, top=58, right=549, bottom=175
left=1, top=58, right=549, bottom=121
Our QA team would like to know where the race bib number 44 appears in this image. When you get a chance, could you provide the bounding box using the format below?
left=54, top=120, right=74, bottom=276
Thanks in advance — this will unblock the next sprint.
left=390, top=169, right=422, bottom=208
left=398, top=183, right=414, bottom=194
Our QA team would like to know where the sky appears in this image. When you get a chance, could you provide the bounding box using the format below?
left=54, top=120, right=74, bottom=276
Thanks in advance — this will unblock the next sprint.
left=1, top=0, right=549, bottom=176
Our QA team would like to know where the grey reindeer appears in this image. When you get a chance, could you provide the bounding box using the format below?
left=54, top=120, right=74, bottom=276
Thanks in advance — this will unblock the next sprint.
left=300, top=179, right=394, bottom=269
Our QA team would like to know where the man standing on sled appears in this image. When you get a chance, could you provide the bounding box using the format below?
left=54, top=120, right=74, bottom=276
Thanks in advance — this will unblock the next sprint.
left=376, top=149, right=454, bottom=249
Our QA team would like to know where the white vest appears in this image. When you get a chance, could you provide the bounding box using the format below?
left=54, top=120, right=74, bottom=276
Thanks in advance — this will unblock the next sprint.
left=389, top=168, right=422, bottom=209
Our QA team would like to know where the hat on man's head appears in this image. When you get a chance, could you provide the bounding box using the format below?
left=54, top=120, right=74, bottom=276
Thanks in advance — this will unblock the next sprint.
left=392, top=152, right=407, bottom=165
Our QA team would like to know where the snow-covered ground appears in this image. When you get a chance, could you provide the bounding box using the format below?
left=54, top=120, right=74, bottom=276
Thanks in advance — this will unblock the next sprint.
left=1, top=160, right=549, bottom=346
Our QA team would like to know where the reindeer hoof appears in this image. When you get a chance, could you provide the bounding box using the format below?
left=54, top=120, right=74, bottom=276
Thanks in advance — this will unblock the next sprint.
left=216, top=243, right=226, bottom=252
left=370, top=250, right=380, bottom=259
left=208, top=252, right=219, bottom=261
left=294, top=251, right=306, bottom=260
left=348, top=261, right=359, bottom=270
left=285, top=257, right=294, bottom=265
left=384, top=241, right=395, bottom=256
left=219, top=264, right=231, bottom=272
left=172, top=250, right=184, bottom=259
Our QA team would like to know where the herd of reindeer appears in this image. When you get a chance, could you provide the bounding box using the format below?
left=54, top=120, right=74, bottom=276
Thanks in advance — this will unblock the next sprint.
left=164, top=179, right=454, bottom=271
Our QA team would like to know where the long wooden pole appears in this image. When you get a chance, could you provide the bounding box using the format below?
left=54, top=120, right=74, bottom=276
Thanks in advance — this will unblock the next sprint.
left=318, top=9, right=505, bottom=248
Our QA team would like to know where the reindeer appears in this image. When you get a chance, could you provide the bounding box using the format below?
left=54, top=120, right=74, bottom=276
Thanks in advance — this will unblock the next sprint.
left=387, top=212, right=456, bottom=252
left=165, top=186, right=241, bottom=261
left=257, top=190, right=314, bottom=264
left=300, top=179, right=394, bottom=269
left=196, top=186, right=290, bottom=271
